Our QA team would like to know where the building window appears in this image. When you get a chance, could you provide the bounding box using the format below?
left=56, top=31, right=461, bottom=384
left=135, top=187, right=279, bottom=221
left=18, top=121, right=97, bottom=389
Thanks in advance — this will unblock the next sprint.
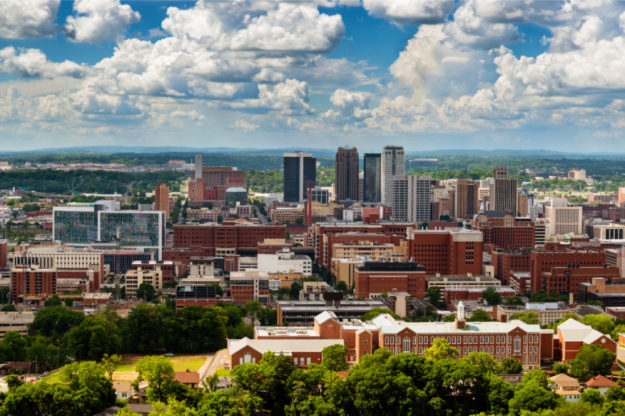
left=307, top=357, right=311, bottom=365
left=513, top=337, right=521, bottom=355
left=363, top=339, right=368, bottom=346
left=413, top=336, right=417, bottom=344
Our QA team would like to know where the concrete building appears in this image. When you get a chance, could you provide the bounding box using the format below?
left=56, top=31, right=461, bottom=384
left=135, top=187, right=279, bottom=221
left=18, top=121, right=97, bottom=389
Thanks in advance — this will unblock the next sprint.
left=125, top=261, right=174, bottom=297
left=276, top=295, right=386, bottom=325
left=593, top=223, right=625, bottom=242
left=257, top=250, right=312, bottom=275
left=578, top=277, right=625, bottom=306
left=363, top=153, right=381, bottom=203
left=284, top=152, right=316, bottom=203
left=225, top=187, right=248, bottom=208
left=299, top=281, right=329, bottom=301
left=335, top=146, right=359, bottom=202
left=0, top=311, right=35, bottom=338
left=331, top=258, right=363, bottom=289
left=381, top=146, right=404, bottom=207
left=546, top=205, right=583, bottom=235
left=496, top=303, right=574, bottom=326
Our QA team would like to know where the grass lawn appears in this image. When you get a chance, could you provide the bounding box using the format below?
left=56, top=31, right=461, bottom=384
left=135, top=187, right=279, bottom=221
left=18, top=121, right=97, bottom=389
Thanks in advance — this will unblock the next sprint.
left=39, top=354, right=210, bottom=384
left=214, top=368, right=231, bottom=377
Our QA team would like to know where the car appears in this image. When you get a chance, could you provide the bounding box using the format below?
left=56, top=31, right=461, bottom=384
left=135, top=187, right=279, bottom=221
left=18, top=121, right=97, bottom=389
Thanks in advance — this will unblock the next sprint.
left=164, top=352, right=174, bottom=357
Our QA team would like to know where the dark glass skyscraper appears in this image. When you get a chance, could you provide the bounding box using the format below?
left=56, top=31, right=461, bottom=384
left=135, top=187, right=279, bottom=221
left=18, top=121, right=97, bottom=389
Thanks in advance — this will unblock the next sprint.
left=335, top=146, right=359, bottom=201
left=363, top=153, right=381, bottom=202
left=283, top=152, right=316, bottom=202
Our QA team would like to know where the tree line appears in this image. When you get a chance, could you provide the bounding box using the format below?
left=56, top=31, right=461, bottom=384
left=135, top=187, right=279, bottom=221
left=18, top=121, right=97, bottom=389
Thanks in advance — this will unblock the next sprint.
left=0, top=303, right=256, bottom=371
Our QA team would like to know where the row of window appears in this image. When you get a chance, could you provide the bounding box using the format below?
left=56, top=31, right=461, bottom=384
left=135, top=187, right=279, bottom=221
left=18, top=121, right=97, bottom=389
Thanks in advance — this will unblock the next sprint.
left=384, top=334, right=540, bottom=346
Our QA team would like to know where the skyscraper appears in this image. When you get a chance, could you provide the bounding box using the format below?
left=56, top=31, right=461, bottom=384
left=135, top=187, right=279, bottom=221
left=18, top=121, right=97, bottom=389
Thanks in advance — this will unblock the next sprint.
left=154, top=183, right=170, bottom=219
left=392, top=177, right=408, bottom=221
left=490, top=167, right=517, bottom=214
left=455, top=180, right=479, bottom=220
left=363, top=153, right=381, bottom=203
left=392, top=175, right=432, bottom=222
left=381, top=146, right=404, bottom=207
left=335, top=146, right=359, bottom=202
left=283, top=152, right=316, bottom=202
left=409, top=176, right=432, bottom=223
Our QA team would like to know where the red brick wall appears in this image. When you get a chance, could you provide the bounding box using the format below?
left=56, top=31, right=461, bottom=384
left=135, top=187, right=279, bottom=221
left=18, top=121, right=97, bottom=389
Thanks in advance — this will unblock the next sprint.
left=173, top=224, right=286, bottom=249
left=544, top=266, right=619, bottom=294
left=355, top=270, right=426, bottom=298
left=11, top=270, right=56, bottom=301
left=530, top=250, right=606, bottom=294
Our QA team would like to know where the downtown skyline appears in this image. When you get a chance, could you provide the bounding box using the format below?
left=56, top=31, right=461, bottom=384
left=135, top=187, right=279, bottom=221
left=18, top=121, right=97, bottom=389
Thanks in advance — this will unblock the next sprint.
left=1, top=0, right=625, bottom=152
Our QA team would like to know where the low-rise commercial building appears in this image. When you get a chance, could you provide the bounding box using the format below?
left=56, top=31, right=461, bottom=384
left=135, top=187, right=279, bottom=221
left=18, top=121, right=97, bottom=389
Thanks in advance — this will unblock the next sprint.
left=496, top=302, right=574, bottom=326
left=257, top=250, right=312, bottom=275
left=229, top=270, right=269, bottom=304
left=0, top=311, right=34, bottom=338
left=355, top=261, right=426, bottom=299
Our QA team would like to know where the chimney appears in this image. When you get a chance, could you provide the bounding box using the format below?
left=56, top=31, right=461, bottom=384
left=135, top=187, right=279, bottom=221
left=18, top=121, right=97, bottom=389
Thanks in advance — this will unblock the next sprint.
left=456, top=301, right=466, bottom=329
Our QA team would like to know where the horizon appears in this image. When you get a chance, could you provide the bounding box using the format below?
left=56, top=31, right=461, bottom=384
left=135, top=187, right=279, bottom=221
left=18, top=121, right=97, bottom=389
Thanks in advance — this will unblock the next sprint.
left=2, top=1, right=625, bottom=151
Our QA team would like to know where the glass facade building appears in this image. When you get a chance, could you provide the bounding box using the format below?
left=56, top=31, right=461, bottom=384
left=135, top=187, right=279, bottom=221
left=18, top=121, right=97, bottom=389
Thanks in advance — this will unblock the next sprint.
left=53, top=207, right=98, bottom=244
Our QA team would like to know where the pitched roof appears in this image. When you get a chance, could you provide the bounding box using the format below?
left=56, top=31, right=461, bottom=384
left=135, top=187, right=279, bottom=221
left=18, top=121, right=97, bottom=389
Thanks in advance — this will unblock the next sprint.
left=315, top=311, right=337, bottom=325
left=175, top=371, right=200, bottom=384
left=550, top=373, right=580, bottom=388
left=586, top=375, right=617, bottom=388
left=228, top=337, right=344, bottom=355
left=558, top=318, right=597, bottom=342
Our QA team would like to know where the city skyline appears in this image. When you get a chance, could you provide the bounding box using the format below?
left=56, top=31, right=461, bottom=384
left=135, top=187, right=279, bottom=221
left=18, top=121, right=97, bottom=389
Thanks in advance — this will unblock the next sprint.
left=2, top=0, right=625, bottom=151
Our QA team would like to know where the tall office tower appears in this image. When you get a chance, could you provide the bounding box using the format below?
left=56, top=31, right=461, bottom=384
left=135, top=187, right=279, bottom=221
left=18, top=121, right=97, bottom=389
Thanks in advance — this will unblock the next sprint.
left=392, top=177, right=408, bottom=221
left=490, top=167, right=517, bottom=214
left=335, top=146, right=359, bottom=201
left=363, top=153, right=381, bottom=202
left=154, top=183, right=170, bottom=219
left=358, top=172, right=364, bottom=202
left=283, top=152, right=316, bottom=202
left=381, top=146, right=405, bottom=207
left=409, top=176, right=432, bottom=223
left=455, top=180, right=479, bottom=220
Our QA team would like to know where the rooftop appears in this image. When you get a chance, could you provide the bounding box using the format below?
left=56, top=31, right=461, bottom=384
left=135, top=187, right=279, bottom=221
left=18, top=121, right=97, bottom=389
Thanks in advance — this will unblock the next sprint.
left=228, top=337, right=344, bottom=355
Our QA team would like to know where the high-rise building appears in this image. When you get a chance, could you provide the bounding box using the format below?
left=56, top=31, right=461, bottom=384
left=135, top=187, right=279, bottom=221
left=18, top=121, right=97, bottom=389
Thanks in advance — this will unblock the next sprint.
left=392, top=176, right=432, bottom=222
left=409, top=176, right=432, bottom=222
left=284, top=152, right=316, bottom=202
left=381, top=146, right=404, bottom=207
left=618, top=187, right=625, bottom=207
left=392, top=177, right=408, bottom=221
left=154, top=183, right=170, bottom=219
left=545, top=205, right=582, bottom=235
left=455, top=180, right=479, bottom=220
left=363, top=153, right=381, bottom=203
left=490, top=167, right=517, bottom=214
left=335, top=146, right=359, bottom=202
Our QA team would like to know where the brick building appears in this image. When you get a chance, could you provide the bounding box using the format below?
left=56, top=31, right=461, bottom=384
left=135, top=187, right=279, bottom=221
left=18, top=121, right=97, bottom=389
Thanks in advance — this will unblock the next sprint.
left=543, top=266, right=619, bottom=295
left=11, top=269, right=57, bottom=301
left=355, top=261, right=426, bottom=299
left=471, top=212, right=534, bottom=252
left=557, top=318, right=616, bottom=361
left=228, top=337, right=344, bottom=368
left=173, top=223, right=286, bottom=252
left=491, top=249, right=531, bottom=285
left=529, top=249, right=607, bottom=294
left=187, top=156, right=246, bottom=203
left=578, top=277, right=625, bottom=306
left=405, top=228, right=483, bottom=276
left=229, top=270, right=269, bottom=304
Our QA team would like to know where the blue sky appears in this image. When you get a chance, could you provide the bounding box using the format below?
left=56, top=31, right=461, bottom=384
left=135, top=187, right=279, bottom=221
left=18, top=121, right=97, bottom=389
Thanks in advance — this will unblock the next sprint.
left=1, top=0, right=625, bottom=152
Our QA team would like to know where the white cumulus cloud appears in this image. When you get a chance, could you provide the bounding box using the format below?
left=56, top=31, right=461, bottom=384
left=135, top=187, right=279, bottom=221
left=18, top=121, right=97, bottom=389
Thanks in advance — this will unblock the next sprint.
left=64, top=0, right=140, bottom=43
left=362, top=0, right=454, bottom=24
left=0, top=47, right=86, bottom=78
left=0, top=0, right=59, bottom=39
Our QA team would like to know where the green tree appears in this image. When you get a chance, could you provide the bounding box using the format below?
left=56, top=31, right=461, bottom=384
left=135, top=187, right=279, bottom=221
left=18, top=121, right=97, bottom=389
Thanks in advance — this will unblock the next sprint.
left=508, top=371, right=561, bottom=416
left=1, top=304, right=16, bottom=311
left=553, top=362, right=568, bottom=374
left=136, top=283, right=156, bottom=302
left=136, top=356, right=176, bottom=403
left=467, top=309, right=491, bottom=322
left=569, top=344, right=615, bottom=380
left=0, top=331, right=27, bottom=361
left=30, top=305, right=84, bottom=339
left=120, top=304, right=175, bottom=354
left=289, top=281, right=302, bottom=300
left=426, top=286, right=443, bottom=308
left=63, top=297, right=73, bottom=308
left=25, top=336, right=59, bottom=371
left=101, top=353, right=122, bottom=379
left=504, top=296, right=525, bottom=306
left=360, top=307, right=398, bottom=321
left=499, top=357, right=523, bottom=374
left=580, top=388, right=604, bottom=406
left=336, top=281, right=348, bottom=293
left=482, top=287, right=502, bottom=306
left=423, top=338, right=459, bottom=360
left=65, top=313, right=121, bottom=361
left=43, top=295, right=62, bottom=307
left=321, top=344, right=349, bottom=372
left=174, top=306, right=228, bottom=353
left=511, top=311, right=540, bottom=325
left=5, top=374, right=23, bottom=391
left=582, top=314, right=615, bottom=335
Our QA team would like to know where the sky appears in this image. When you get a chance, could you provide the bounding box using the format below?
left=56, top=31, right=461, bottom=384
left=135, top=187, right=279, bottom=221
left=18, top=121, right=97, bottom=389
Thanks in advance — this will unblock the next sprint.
left=1, top=0, right=625, bottom=152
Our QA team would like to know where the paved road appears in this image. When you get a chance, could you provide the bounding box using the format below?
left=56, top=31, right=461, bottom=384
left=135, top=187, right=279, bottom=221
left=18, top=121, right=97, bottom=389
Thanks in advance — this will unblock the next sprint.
left=199, top=349, right=229, bottom=382
left=255, top=205, right=269, bottom=225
